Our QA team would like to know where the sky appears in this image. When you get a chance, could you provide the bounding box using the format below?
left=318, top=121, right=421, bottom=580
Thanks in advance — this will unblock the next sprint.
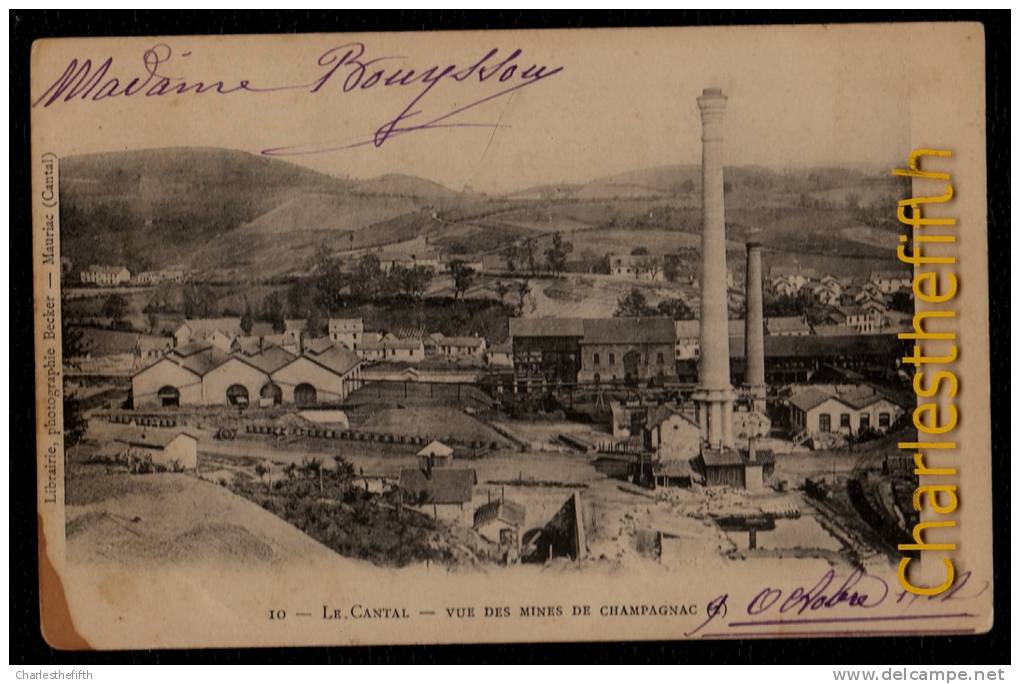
left=30, top=23, right=959, bottom=194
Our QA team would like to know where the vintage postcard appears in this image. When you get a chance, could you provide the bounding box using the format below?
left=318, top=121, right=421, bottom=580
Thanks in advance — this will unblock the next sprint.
left=31, top=23, right=994, bottom=649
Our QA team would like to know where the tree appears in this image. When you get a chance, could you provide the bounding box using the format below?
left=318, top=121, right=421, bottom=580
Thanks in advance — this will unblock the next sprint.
left=450, top=260, right=475, bottom=300
left=240, top=303, right=254, bottom=335
left=261, top=292, right=286, bottom=333
left=350, top=254, right=385, bottom=299
left=146, top=311, right=159, bottom=334
left=515, top=281, right=531, bottom=313
left=614, top=287, right=656, bottom=317
left=182, top=284, right=218, bottom=318
left=102, top=294, right=129, bottom=327
left=315, top=243, right=347, bottom=311
left=301, top=457, right=324, bottom=494
left=657, top=297, right=695, bottom=320
left=254, top=462, right=272, bottom=503
left=392, top=264, right=432, bottom=299
left=631, top=246, right=649, bottom=256
left=544, top=232, right=573, bottom=275
left=521, top=238, right=538, bottom=276
left=62, top=322, right=91, bottom=448
left=494, top=280, right=509, bottom=303
left=335, top=455, right=356, bottom=500
left=635, top=254, right=661, bottom=281
left=502, top=242, right=520, bottom=273
left=305, top=306, right=327, bottom=337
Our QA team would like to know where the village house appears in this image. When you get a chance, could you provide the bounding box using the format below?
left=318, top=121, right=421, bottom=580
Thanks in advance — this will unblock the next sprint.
left=642, top=405, right=700, bottom=461
left=114, top=428, right=198, bottom=470
left=486, top=340, right=513, bottom=367
left=870, top=270, right=912, bottom=294
left=133, top=269, right=185, bottom=285
left=328, top=317, right=364, bottom=351
left=133, top=335, right=172, bottom=361
left=832, top=303, right=885, bottom=333
left=173, top=318, right=243, bottom=349
left=768, top=267, right=816, bottom=294
left=609, top=254, right=664, bottom=281
left=579, top=318, right=676, bottom=386
left=80, top=264, right=131, bottom=286
left=428, top=333, right=487, bottom=360
left=787, top=384, right=905, bottom=437
left=358, top=333, right=425, bottom=362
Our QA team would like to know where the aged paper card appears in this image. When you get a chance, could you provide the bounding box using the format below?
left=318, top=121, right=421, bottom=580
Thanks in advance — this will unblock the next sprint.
left=31, top=23, right=993, bottom=648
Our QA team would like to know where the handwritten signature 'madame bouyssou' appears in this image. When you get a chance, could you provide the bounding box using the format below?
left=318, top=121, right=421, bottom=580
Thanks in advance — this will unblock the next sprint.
left=32, top=41, right=565, bottom=154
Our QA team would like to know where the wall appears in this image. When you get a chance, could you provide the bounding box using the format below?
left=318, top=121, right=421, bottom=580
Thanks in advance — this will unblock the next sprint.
left=202, top=358, right=270, bottom=407
left=271, top=357, right=345, bottom=404
left=132, top=359, right=203, bottom=408
left=804, top=397, right=903, bottom=434
left=651, top=415, right=700, bottom=460
left=163, top=437, right=198, bottom=470
left=579, top=342, right=675, bottom=384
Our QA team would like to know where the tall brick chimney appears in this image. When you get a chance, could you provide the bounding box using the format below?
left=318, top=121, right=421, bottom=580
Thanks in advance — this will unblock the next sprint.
left=692, top=88, right=736, bottom=450
left=744, top=241, right=767, bottom=413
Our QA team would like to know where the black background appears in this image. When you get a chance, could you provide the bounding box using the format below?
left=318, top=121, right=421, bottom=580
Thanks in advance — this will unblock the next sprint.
left=9, top=10, right=1010, bottom=665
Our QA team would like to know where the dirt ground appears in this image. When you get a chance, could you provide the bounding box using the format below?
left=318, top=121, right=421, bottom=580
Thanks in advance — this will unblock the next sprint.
left=64, top=467, right=342, bottom=567
left=358, top=406, right=508, bottom=446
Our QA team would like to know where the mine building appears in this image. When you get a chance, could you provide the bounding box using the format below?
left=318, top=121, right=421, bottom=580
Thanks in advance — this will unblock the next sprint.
left=578, top=318, right=676, bottom=386
left=508, top=317, right=585, bottom=385
left=131, top=340, right=362, bottom=409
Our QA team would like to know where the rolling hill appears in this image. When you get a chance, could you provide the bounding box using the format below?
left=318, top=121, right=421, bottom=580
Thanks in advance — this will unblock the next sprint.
left=59, top=146, right=909, bottom=282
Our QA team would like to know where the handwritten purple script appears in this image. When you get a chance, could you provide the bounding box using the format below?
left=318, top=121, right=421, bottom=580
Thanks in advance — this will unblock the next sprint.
left=686, top=568, right=988, bottom=637
left=32, top=42, right=564, bottom=153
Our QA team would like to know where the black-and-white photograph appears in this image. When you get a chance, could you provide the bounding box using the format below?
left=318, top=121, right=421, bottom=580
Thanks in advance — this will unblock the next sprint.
left=22, top=21, right=997, bottom=651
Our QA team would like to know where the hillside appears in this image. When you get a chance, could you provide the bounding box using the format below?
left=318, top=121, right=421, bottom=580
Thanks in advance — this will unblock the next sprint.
left=60, top=148, right=357, bottom=273
left=59, top=146, right=910, bottom=281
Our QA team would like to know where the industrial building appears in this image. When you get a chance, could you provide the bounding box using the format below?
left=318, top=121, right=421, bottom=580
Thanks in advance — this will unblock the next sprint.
left=508, top=317, right=675, bottom=386
left=131, top=339, right=362, bottom=409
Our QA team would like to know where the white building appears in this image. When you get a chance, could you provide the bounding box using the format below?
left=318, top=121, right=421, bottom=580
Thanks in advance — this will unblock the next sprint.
left=642, top=405, right=700, bottom=460
left=328, top=317, right=365, bottom=351
left=788, top=385, right=905, bottom=437
left=428, top=334, right=487, bottom=360
left=80, top=264, right=131, bottom=286
left=114, top=429, right=198, bottom=470
left=870, top=270, right=913, bottom=294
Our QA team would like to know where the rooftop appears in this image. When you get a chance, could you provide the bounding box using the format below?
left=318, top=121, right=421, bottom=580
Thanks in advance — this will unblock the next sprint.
left=509, top=317, right=586, bottom=338
left=114, top=428, right=197, bottom=449
left=473, top=499, right=527, bottom=529
left=581, top=317, right=675, bottom=345
left=244, top=346, right=298, bottom=373
left=398, top=468, right=477, bottom=505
